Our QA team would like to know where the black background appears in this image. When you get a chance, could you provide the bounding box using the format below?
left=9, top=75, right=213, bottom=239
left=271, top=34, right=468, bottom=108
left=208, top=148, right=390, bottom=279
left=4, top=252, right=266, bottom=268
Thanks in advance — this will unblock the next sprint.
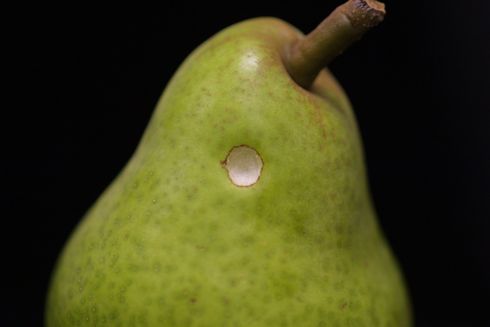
left=5, top=0, right=489, bottom=326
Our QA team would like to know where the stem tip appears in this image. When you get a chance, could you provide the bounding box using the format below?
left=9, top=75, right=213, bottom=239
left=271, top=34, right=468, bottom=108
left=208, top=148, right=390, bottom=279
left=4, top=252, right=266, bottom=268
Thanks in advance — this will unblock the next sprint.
left=286, top=0, right=386, bottom=89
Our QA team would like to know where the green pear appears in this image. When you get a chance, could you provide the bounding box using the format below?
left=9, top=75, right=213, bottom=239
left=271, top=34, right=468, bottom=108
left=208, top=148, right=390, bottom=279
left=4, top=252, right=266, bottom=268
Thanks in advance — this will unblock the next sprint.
left=46, top=0, right=412, bottom=326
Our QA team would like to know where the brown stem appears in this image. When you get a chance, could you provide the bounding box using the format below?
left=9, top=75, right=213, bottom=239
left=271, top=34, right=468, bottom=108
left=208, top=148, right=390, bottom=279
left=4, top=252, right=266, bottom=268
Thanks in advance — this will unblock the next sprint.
left=285, top=0, right=386, bottom=89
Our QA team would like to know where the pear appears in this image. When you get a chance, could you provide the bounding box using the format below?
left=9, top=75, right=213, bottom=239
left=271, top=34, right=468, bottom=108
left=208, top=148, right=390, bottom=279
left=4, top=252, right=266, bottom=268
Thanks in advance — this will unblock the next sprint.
left=46, top=0, right=412, bottom=326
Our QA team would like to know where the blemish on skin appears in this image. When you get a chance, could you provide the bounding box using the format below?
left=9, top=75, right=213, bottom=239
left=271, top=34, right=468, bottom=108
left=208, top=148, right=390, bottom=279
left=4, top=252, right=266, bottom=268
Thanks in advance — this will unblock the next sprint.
left=222, top=145, right=263, bottom=187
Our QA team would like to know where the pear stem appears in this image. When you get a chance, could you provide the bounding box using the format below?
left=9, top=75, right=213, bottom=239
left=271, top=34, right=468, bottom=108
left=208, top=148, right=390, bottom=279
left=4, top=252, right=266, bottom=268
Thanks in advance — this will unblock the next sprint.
left=285, top=0, right=386, bottom=89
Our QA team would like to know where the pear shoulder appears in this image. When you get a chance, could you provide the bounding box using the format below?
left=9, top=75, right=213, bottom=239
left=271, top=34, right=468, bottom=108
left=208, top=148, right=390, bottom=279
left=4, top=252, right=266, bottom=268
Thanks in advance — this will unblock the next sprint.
left=170, top=17, right=352, bottom=115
